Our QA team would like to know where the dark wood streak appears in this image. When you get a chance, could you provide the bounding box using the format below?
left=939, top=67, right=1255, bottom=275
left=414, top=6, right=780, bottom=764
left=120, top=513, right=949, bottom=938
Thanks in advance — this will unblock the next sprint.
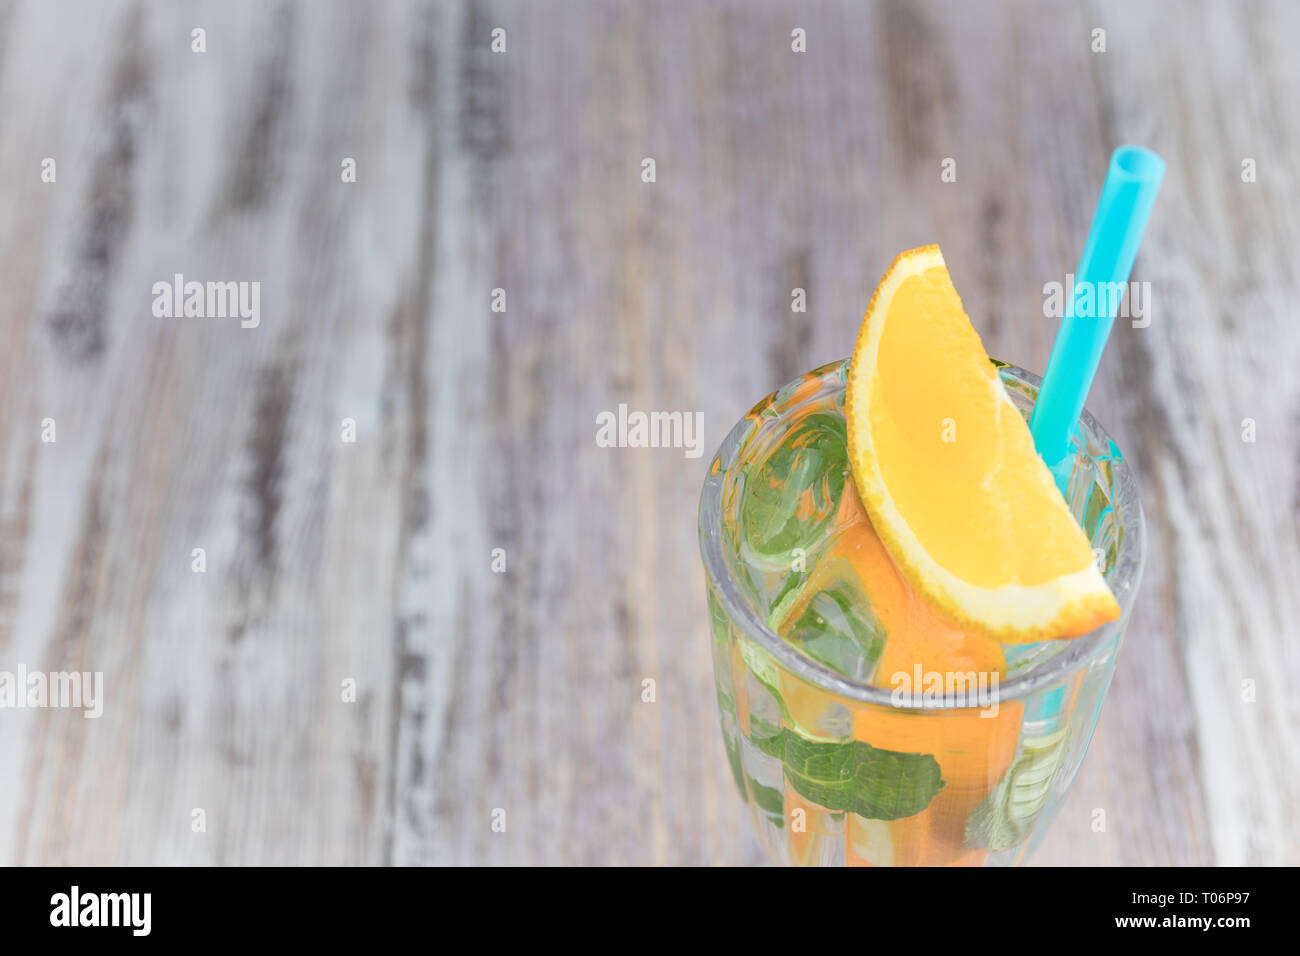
left=406, top=0, right=438, bottom=114
left=0, top=445, right=34, bottom=645
left=876, top=0, right=955, bottom=173
left=978, top=196, right=1004, bottom=341
left=768, top=247, right=813, bottom=386
left=223, top=3, right=296, bottom=213
left=458, top=0, right=510, bottom=167
left=231, top=363, right=291, bottom=636
left=43, top=9, right=150, bottom=364
left=431, top=593, right=472, bottom=834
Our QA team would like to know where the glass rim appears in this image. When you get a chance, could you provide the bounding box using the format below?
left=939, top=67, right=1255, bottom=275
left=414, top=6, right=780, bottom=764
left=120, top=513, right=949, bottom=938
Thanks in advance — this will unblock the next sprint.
left=697, top=358, right=1146, bottom=711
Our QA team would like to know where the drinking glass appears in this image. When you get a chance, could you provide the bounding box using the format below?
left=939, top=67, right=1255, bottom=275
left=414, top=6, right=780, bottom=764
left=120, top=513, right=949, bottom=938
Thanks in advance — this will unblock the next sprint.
left=698, top=359, right=1145, bottom=866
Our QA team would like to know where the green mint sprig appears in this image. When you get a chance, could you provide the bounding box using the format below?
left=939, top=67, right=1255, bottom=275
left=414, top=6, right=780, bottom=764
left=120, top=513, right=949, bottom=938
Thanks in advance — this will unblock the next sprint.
left=965, top=727, right=1070, bottom=852
left=753, top=727, right=944, bottom=821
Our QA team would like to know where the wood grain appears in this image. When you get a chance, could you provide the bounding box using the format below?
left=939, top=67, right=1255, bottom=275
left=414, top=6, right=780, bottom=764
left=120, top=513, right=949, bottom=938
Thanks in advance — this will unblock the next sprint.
left=0, top=0, right=1295, bottom=865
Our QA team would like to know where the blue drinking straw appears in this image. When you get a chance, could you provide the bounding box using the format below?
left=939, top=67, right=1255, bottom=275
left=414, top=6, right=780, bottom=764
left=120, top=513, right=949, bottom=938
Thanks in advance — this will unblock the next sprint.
left=1029, top=146, right=1166, bottom=487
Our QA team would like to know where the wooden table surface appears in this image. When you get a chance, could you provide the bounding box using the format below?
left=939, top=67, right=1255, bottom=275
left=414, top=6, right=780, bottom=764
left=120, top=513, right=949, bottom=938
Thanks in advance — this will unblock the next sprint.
left=0, top=0, right=1296, bottom=866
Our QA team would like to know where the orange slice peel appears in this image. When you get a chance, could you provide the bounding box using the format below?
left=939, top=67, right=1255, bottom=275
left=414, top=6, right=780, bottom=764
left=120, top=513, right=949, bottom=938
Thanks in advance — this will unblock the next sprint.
left=844, top=245, right=1120, bottom=643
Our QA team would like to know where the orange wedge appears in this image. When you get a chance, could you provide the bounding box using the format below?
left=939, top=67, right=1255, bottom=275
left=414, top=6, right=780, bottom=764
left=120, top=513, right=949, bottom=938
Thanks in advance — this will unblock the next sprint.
left=844, top=245, right=1120, bottom=643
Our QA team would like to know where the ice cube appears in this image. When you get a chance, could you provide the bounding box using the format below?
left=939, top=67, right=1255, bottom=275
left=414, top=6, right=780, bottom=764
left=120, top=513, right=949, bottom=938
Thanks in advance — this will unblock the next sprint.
left=737, top=410, right=850, bottom=587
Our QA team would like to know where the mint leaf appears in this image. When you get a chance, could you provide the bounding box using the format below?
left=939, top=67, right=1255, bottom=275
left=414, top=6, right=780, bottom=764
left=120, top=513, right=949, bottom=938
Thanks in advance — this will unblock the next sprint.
left=749, top=779, right=785, bottom=817
left=754, top=728, right=944, bottom=820
left=964, top=771, right=1022, bottom=853
left=965, top=728, right=1070, bottom=852
left=736, top=634, right=943, bottom=821
left=721, top=719, right=746, bottom=795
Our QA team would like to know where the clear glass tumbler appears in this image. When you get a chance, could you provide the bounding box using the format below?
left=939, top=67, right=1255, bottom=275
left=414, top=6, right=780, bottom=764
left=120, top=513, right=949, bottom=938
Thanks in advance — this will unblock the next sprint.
left=698, top=359, right=1145, bottom=866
